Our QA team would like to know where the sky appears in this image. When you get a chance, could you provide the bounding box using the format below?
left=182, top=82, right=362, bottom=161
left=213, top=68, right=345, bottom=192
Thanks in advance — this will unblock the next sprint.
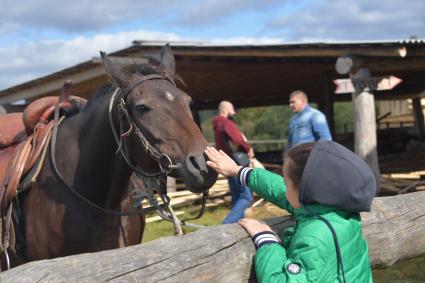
left=0, top=0, right=424, bottom=90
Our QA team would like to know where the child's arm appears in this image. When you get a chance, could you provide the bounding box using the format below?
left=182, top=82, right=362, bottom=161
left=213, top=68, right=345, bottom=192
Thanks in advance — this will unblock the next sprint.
left=204, top=146, right=293, bottom=212
left=238, top=167, right=294, bottom=213
left=254, top=236, right=329, bottom=282
left=239, top=219, right=332, bottom=282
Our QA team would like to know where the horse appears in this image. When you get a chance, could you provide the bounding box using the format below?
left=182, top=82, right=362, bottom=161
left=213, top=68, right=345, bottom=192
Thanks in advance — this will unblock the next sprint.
left=9, top=44, right=217, bottom=265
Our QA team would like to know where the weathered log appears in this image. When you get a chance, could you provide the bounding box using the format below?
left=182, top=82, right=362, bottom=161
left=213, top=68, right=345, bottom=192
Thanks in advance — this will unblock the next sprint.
left=362, top=191, right=425, bottom=267
left=2, top=192, right=425, bottom=282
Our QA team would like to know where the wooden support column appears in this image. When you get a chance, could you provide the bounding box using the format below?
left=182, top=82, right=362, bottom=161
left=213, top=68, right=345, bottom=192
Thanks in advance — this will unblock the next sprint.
left=336, top=56, right=381, bottom=191
left=350, top=68, right=381, bottom=190
left=412, top=97, right=425, bottom=139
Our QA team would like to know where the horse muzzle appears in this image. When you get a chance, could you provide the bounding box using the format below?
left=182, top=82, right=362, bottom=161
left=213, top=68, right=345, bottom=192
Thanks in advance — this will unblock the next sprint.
left=177, top=153, right=218, bottom=193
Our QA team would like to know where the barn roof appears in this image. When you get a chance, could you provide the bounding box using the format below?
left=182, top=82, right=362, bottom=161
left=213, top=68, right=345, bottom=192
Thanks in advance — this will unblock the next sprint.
left=1, top=40, right=424, bottom=110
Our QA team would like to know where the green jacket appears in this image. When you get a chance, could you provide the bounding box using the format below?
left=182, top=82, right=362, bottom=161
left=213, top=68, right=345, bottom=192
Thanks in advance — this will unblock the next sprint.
left=247, top=168, right=372, bottom=283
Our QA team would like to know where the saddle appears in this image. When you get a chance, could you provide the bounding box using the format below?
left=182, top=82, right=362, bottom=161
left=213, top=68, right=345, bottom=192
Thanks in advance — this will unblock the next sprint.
left=0, top=81, right=87, bottom=269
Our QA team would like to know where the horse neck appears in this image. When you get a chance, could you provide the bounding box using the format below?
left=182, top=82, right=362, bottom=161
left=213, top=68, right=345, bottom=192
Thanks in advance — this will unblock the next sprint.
left=63, top=90, right=133, bottom=207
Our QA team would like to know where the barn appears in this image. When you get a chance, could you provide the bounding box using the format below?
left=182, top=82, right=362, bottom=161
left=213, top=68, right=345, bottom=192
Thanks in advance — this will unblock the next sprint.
left=1, top=40, right=425, bottom=173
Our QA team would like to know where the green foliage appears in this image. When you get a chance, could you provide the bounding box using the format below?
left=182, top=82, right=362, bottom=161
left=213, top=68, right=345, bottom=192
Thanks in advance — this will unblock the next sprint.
left=235, top=106, right=293, bottom=141
left=334, top=102, right=353, bottom=134
left=199, top=105, right=293, bottom=145
left=333, top=101, right=380, bottom=134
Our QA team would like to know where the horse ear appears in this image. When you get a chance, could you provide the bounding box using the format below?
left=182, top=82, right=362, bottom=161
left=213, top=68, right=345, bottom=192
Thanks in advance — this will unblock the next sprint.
left=100, top=51, right=130, bottom=88
left=159, top=44, right=175, bottom=75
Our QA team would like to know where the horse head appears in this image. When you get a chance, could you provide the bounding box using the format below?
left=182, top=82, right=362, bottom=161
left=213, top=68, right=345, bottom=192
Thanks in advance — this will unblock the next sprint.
left=100, top=44, right=217, bottom=193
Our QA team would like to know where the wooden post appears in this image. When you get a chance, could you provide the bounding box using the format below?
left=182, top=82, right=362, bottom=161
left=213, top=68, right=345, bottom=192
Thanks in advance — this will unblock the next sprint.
left=412, top=97, right=425, bottom=139
left=167, top=176, right=177, bottom=192
left=350, top=68, right=381, bottom=191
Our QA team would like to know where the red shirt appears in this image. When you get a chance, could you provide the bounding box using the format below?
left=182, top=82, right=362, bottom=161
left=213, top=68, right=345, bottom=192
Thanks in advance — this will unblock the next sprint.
left=213, top=115, right=251, bottom=155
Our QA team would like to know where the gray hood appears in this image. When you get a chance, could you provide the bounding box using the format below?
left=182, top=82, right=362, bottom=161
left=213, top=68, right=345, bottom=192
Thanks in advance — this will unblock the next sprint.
left=299, top=141, right=376, bottom=212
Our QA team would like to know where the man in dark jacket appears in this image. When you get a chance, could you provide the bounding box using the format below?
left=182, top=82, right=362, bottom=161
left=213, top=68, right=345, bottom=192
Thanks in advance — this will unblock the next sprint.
left=213, top=101, right=254, bottom=223
left=205, top=141, right=374, bottom=282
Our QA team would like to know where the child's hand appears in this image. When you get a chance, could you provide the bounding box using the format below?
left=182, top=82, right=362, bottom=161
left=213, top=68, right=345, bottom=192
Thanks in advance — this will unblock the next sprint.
left=204, top=146, right=242, bottom=177
left=238, top=218, right=273, bottom=237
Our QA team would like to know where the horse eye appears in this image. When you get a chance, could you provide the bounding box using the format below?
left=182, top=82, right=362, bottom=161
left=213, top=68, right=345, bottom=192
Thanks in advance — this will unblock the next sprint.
left=135, top=104, right=151, bottom=113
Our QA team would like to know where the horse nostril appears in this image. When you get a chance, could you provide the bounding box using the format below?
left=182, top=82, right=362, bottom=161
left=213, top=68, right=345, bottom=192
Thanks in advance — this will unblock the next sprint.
left=189, top=156, right=201, bottom=172
left=187, top=155, right=208, bottom=177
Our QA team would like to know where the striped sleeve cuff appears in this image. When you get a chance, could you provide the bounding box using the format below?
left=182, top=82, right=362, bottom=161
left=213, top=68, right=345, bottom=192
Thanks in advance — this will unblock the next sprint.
left=238, top=167, right=253, bottom=187
left=252, top=231, right=280, bottom=248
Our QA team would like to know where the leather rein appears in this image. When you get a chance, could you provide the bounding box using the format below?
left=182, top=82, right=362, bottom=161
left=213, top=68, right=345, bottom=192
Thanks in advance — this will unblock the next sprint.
left=49, top=74, right=208, bottom=222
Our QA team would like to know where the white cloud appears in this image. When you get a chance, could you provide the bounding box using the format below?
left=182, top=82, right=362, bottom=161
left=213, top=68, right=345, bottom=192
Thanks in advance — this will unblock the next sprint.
left=0, top=29, right=184, bottom=89
left=175, top=0, right=282, bottom=27
left=0, top=0, right=284, bottom=34
left=0, top=0, right=181, bottom=34
left=265, top=0, right=425, bottom=41
left=0, top=22, right=20, bottom=36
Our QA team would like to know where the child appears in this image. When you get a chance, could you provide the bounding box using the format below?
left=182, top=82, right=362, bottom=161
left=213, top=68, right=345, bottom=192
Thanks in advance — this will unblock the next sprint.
left=205, top=141, right=375, bottom=283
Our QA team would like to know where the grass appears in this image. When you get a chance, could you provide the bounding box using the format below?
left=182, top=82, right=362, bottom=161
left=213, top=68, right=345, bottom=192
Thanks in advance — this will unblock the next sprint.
left=142, top=206, right=229, bottom=242
left=373, top=257, right=425, bottom=283
left=142, top=202, right=425, bottom=282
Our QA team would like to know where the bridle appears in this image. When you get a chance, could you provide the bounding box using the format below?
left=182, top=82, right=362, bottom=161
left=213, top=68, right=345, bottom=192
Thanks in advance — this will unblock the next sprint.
left=108, top=74, right=180, bottom=178
left=48, top=74, right=208, bottom=226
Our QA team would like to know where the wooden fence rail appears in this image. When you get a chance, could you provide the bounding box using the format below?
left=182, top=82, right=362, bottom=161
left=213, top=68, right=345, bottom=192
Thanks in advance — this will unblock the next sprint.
left=1, top=191, right=425, bottom=282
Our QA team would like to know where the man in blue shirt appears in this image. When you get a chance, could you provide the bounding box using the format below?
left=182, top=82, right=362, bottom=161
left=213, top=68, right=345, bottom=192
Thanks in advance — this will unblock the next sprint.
left=286, top=90, right=332, bottom=151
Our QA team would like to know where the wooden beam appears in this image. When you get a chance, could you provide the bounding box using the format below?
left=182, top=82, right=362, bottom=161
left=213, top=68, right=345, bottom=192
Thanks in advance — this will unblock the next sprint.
left=335, top=56, right=425, bottom=73
left=170, top=46, right=425, bottom=58
left=21, top=74, right=110, bottom=103
left=412, top=97, right=425, bottom=139
left=2, top=191, right=425, bottom=281
left=91, top=56, right=149, bottom=65
left=0, top=66, right=106, bottom=104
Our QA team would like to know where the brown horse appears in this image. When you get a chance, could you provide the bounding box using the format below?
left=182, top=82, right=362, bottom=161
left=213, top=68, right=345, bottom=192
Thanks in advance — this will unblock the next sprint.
left=13, top=44, right=217, bottom=263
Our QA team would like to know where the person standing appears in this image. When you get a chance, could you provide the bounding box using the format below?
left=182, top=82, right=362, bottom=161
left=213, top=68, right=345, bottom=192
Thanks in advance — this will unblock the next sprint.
left=213, top=101, right=254, bottom=224
left=286, top=90, right=332, bottom=151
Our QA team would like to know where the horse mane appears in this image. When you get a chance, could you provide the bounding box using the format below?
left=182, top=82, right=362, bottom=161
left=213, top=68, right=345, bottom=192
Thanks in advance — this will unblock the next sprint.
left=83, top=84, right=114, bottom=110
